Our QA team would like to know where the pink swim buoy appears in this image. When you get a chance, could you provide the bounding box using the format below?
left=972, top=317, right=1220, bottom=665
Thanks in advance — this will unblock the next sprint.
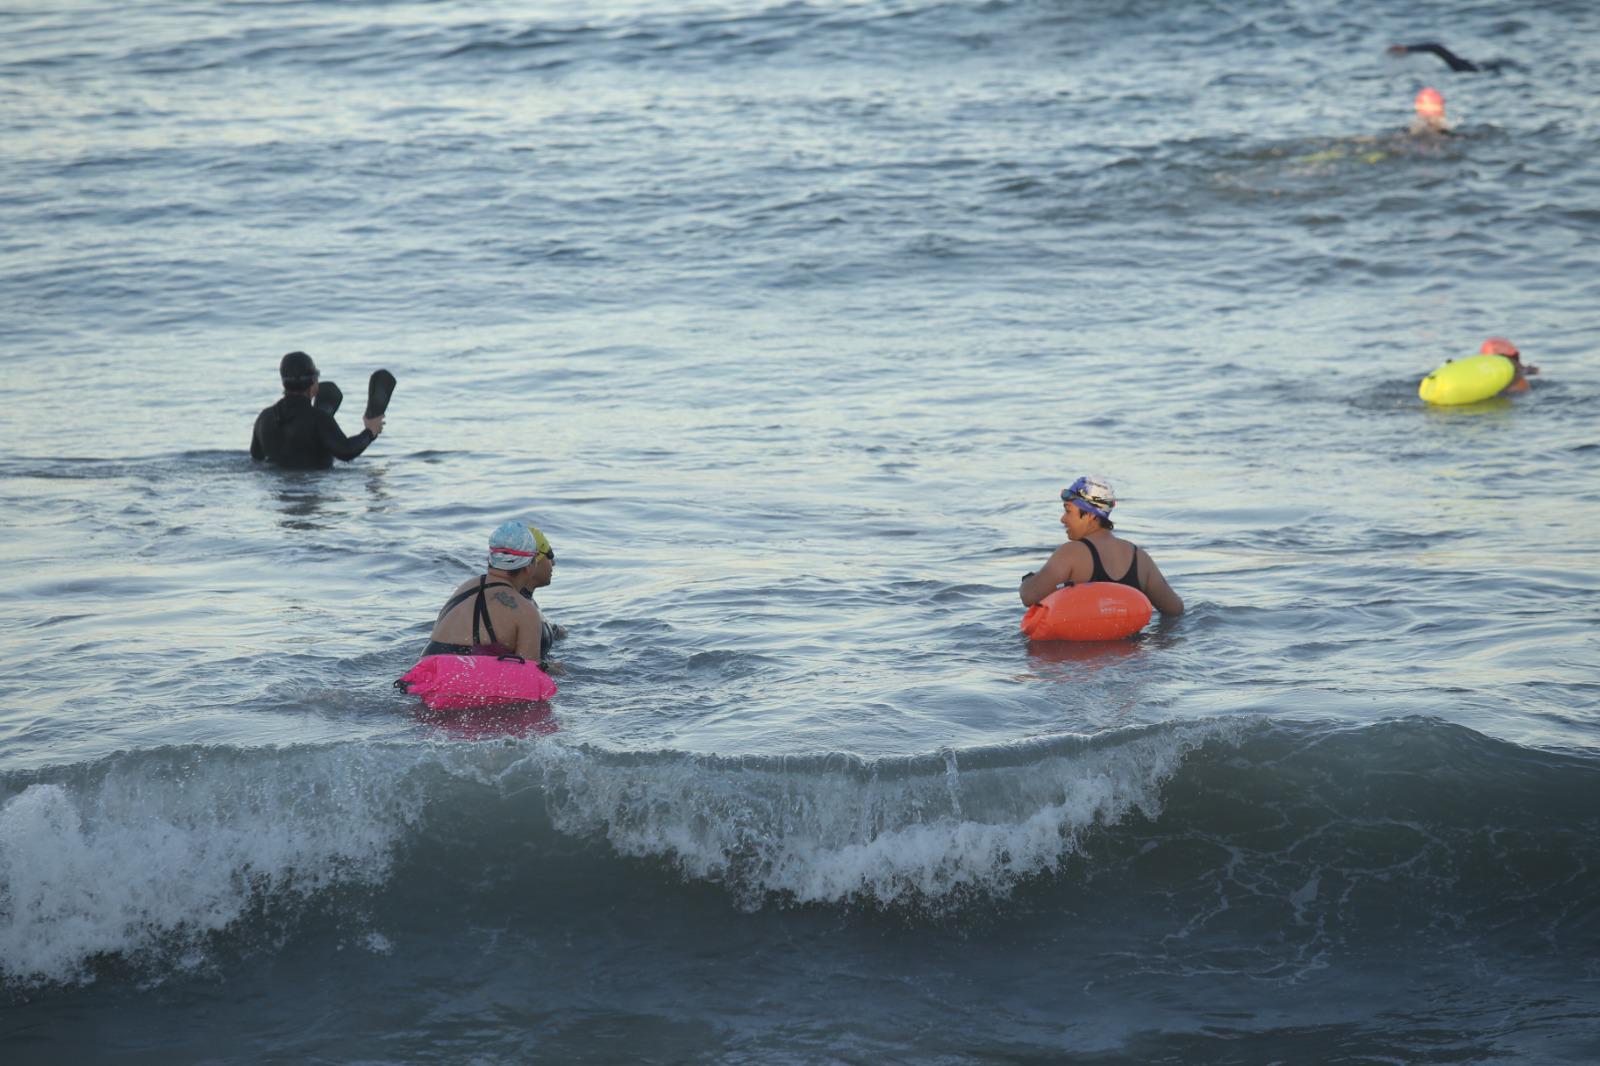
left=396, top=654, right=557, bottom=711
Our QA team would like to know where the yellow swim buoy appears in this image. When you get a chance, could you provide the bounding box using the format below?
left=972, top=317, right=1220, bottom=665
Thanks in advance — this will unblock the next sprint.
left=1418, top=354, right=1514, bottom=406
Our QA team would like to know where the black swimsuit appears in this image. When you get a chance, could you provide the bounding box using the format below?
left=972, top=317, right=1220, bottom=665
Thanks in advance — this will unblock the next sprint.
left=1083, top=539, right=1143, bottom=590
left=423, top=577, right=516, bottom=658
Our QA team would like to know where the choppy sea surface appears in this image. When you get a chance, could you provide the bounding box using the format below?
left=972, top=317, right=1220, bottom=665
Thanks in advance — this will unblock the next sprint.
left=2, top=0, right=1598, bottom=1061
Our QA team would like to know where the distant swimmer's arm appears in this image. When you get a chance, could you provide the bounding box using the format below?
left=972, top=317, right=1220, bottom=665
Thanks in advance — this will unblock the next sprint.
left=1388, top=42, right=1479, bottom=73
left=250, top=420, right=265, bottom=461
left=1020, top=543, right=1077, bottom=607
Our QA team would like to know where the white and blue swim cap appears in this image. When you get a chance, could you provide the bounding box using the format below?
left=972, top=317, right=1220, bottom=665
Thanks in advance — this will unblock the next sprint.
left=1061, top=475, right=1116, bottom=520
left=487, top=520, right=538, bottom=570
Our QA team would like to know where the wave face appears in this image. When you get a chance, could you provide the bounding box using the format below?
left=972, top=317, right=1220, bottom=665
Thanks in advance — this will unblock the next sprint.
left=0, top=745, right=429, bottom=985
left=6, top=717, right=1597, bottom=999
left=535, top=722, right=1218, bottom=909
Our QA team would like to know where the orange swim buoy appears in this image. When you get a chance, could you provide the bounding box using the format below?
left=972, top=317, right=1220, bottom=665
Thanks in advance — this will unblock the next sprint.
left=1020, top=583, right=1153, bottom=642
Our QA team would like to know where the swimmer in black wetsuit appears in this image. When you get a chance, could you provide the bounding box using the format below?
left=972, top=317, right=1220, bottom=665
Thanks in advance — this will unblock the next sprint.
left=425, top=520, right=561, bottom=669
left=1387, top=42, right=1505, bottom=74
left=250, top=351, right=385, bottom=469
left=1020, top=475, right=1184, bottom=616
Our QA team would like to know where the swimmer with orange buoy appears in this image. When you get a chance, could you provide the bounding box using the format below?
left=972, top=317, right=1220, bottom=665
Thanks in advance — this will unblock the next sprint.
left=1019, top=477, right=1183, bottom=641
left=1419, top=336, right=1540, bottom=406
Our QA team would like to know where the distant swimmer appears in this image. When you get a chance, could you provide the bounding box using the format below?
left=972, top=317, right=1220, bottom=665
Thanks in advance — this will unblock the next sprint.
left=1020, top=476, right=1184, bottom=616
left=1387, top=42, right=1506, bottom=74
left=250, top=351, right=385, bottom=469
left=1410, top=87, right=1452, bottom=135
left=424, top=520, right=561, bottom=669
left=1417, top=336, right=1539, bottom=405
left=1480, top=336, right=1539, bottom=394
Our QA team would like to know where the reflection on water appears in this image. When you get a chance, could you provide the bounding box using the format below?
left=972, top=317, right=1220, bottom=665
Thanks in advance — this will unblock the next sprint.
left=409, top=699, right=558, bottom=740
left=1421, top=395, right=1515, bottom=418
left=261, top=464, right=394, bottom=531
left=1023, top=637, right=1145, bottom=668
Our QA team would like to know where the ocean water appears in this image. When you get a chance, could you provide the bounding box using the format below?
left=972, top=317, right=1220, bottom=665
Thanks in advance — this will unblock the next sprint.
left=3, top=0, right=1599, bottom=1061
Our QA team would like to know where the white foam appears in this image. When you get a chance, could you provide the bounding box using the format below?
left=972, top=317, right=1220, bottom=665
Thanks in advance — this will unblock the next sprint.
left=532, top=722, right=1234, bottom=908
left=0, top=746, right=426, bottom=987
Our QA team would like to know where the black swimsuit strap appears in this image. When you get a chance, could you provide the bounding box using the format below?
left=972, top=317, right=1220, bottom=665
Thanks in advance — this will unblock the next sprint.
left=439, top=578, right=514, bottom=647
left=1083, top=538, right=1140, bottom=587
left=473, top=576, right=503, bottom=648
left=440, top=578, right=512, bottom=617
left=1082, top=538, right=1109, bottom=583
left=1121, top=542, right=1141, bottom=588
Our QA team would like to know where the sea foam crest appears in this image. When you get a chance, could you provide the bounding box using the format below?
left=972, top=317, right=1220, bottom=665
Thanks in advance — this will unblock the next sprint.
left=530, top=721, right=1234, bottom=908
left=0, top=745, right=428, bottom=987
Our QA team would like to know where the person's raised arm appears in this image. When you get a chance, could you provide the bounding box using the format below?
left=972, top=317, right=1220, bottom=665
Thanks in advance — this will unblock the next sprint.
left=315, top=410, right=377, bottom=462
left=1388, top=42, right=1478, bottom=72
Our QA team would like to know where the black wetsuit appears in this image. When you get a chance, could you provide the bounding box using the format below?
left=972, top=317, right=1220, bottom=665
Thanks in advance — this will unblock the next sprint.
left=250, top=394, right=374, bottom=470
left=1395, top=42, right=1502, bottom=73
left=1084, top=539, right=1144, bottom=591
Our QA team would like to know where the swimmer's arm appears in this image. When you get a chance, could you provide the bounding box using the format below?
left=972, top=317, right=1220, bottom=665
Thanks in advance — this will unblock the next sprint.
left=1137, top=551, right=1184, bottom=616
left=1389, top=42, right=1478, bottom=72
left=315, top=410, right=375, bottom=462
left=513, top=599, right=545, bottom=662
left=1020, top=543, right=1078, bottom=606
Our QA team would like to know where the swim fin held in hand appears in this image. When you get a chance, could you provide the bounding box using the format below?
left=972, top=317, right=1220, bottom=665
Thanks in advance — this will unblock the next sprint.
left=366, top=369, right=397, bottom=420
left=314, top=380, right=343, bottom=416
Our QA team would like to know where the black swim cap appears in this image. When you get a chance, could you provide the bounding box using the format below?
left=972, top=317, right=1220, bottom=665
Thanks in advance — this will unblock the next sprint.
left=279, top=351, right=319, bottom=390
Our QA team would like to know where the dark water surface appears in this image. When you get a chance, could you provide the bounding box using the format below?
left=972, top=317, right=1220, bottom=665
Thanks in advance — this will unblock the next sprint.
left=2, top=0, right=1598, bottom=1061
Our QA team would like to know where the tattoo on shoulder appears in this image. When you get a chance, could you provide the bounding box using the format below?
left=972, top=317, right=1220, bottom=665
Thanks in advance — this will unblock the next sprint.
left=493, top=590, right=518, bottom=609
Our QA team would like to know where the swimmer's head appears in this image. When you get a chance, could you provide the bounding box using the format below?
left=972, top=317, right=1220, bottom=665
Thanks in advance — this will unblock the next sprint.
left=488, top=520, right=539, bottom=571
left=1061, top=475, right=1116, bottom=522
left=1414, top=87, right=1445, bottom=119
left=524, top=524, right=556, bottom=588
left=279, top=350, right=319, bottom=392
left=525, top=524, right=554, bottom=562
left=1480, top=335, right=1537, bottom=377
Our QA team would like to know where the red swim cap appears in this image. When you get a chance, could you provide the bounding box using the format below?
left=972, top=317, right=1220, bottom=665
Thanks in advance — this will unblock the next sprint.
left=1479, top=336, right=1520, bottom=358
left=1414, top=87, right=1445, bottom=117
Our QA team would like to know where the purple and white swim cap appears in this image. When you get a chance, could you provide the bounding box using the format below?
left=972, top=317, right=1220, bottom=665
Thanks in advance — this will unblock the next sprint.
left=1061, top=475, right=1116, bottom=520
